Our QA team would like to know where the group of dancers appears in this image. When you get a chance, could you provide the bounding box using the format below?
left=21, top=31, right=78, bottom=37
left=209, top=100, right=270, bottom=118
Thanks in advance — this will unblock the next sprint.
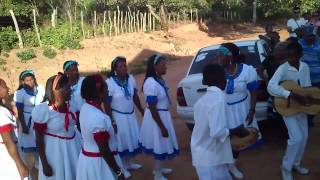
left=191, top=38, right=315, bottom=180
left=0, top=31, right=317, bottom=180
left=0, top=55, right=178, bottom=180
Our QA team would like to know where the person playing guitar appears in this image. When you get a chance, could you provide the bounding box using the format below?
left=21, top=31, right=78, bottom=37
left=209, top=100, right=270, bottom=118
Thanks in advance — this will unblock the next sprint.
left=267, top=42, right=312, bottom=180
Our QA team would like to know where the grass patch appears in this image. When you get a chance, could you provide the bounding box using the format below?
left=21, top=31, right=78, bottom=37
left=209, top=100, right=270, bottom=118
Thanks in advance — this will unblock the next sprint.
left=43, top=47, right=57, bottom=59
left=16, top=49, right=36, bottom=62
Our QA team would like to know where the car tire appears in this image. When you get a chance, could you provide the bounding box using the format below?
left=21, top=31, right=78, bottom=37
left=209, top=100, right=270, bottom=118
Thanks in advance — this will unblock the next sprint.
left=186, top=123, right=194, bottom=131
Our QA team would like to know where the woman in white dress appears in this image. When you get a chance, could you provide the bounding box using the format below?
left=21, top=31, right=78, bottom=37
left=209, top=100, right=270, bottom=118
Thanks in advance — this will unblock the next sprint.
left=105, top=56, right=144, bottom=172
left=14, top=70, right=45, bottom=179
left=0, top=78, right=29, bottom=180
left=32, top=73, right=81, bottom=180
left=217, top=43, right=263, bottom=179
left=139, top=54, right=179, bottom=180
left=76, top=74, right=125, bottom=180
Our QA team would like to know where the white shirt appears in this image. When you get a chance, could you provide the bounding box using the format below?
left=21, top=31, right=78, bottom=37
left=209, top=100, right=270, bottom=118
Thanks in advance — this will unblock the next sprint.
left=267, top=62, right=311, bottom=99
left=287, top=18, right=307, bottom=37
left=191, top=86, right=234, bottom=167
left=70, top=77, right=85, bottom=112
left=106, top=75, right=137, bottom=113
left=0, top=105, right=17, bottom=143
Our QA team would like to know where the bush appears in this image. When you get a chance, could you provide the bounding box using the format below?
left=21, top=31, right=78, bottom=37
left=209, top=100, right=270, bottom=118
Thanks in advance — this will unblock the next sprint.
left=0, top=58, right=7, bottom=66
left=22, top=29, right=38, bottom=47
left=0, top=27, right=18, bottom=52
left=41, top=23, right=82, bottom=49
left=43, top=47, right=57, bottom=59
left=16, top=49, right=36, bottom=62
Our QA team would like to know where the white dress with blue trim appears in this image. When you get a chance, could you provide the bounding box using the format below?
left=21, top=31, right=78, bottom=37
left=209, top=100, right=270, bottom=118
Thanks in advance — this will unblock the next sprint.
left=139, top=77, right=179, bottom=160
left=14, top=85, right=45, bottom=152
left=224, top=64, right=262, bottom=149
left=106, top=74, right=141, bottom=157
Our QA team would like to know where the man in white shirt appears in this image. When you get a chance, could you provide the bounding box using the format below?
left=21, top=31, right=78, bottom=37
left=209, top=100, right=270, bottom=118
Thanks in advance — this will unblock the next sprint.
left=267, top=42, right=311, bottom=180
left=287, top=6, right=307, bottom=37
left=191, top=64, right=248, bottom=180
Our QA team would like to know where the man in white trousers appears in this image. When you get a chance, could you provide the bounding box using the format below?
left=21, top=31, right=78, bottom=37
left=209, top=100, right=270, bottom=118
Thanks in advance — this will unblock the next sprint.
left=268, top=42, right=311, bottom=180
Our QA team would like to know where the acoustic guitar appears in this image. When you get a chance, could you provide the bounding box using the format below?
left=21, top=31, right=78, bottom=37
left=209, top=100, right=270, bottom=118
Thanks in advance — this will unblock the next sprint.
left=274, top=81, right=320, bottom=116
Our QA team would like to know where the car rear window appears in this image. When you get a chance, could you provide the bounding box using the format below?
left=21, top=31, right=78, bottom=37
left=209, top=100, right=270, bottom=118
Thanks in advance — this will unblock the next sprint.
left=188, top=45, right=261, bottom=75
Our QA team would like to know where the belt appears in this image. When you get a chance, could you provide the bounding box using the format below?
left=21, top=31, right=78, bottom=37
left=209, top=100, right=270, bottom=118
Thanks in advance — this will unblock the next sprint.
left=82, top=149, right=118, bottom=157
left=44, top=132, right=76, bottom=140
left=112, top=109, right=134, bottom=114
left=147, top=107, right=169, bottom=111
left=227, top=95, right=248, bottom=105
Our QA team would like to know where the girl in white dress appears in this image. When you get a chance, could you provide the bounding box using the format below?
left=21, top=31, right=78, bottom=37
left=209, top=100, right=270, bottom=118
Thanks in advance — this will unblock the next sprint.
left=139, top=54, right=179, bottom=180
left=76, top=74, right=125, bottom=180
left=0, top=78, right=29, bottom=180
left=14, top=70, right=45, bottom=179
left=217, top=43, right=263, bottom=179
left=63, top=60, right=85, bottom=119
left=105, top=56, right=144, bottom=172
left=32, top=73, right=81, bottom=180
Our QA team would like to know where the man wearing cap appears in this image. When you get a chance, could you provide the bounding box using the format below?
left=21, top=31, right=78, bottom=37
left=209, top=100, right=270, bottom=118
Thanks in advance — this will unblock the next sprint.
left=287, top=6, right=308, bottom=37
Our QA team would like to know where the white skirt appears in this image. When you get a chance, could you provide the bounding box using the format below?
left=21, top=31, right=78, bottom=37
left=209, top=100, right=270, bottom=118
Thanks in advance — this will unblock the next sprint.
left=38, top=133, right=81, bottom=180
left=225, top=96, right=263, bottom=151
left=139, top=109, right=179, bottom=161
left=0, top=144, right=21, bottom=180
left=195, top=164, right=232, bottom=180
left=113, top=111, right=141, bottom=157
left=18, top=113, right=37, bottom=152
left=76, top=153, right=116, bottom=180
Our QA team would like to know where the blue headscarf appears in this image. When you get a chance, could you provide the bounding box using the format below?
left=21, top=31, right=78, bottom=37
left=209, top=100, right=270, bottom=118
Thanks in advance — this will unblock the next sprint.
left=63, top=60, right=78, bottom=71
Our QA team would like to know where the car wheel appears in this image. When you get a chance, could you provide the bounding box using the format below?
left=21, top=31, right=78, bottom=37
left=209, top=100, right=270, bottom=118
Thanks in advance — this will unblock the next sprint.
left=186, top=123, right=194, bottom=131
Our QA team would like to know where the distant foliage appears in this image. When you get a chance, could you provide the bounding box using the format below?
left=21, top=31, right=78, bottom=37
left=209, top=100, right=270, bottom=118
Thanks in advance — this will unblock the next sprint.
left=41, top=23, right=82, bottom=50
left=0, top=27, right=18, bottom=52
left=16, top=48, right=36, bottom=62
left=42, top=46, right=57, bottom=59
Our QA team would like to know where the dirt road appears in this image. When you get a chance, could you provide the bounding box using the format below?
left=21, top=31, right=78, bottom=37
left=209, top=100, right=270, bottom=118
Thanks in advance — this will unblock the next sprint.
left=130, top=55, right=320, bottom=180
left=1, top=23, right=319, bottom=180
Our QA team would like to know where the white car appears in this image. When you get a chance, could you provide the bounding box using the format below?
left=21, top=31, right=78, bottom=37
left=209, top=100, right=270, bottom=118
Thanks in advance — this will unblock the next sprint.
left=176, top=39, right=271, bottom=130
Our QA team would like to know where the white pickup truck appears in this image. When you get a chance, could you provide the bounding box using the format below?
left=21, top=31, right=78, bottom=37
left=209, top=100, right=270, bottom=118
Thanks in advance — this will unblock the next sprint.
left=176, top=40, right=271, bottom=130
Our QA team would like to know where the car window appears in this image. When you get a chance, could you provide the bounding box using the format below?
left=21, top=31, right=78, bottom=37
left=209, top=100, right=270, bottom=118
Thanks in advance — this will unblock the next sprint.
left=188, top=45, right=261, bottom=75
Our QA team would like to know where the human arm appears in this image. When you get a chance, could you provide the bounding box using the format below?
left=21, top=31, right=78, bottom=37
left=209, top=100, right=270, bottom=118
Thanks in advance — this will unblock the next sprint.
left=1, top=129, right=28, bottom=179
left=133, top=90, right=144, bottom=116
left=246, top=66, right=259, bottom=125
left=14, top=91, right=29, bottom=134
left=35, top=130, right=52, bottom=176
left=94, top=132, right=125, bottom=180
left=148, top=102, right=168, bottom=137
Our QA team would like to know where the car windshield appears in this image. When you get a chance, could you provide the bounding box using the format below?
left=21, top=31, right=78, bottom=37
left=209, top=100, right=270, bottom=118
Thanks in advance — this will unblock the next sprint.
left=188, top=44, right=261, bottom=75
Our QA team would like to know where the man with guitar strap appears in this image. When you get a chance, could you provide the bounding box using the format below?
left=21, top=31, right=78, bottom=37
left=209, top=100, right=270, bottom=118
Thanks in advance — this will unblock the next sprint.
left=267, top=42, right=312, bottom=180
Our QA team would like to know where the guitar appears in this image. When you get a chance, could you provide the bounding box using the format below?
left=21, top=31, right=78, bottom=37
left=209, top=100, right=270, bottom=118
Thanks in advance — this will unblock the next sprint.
left=274, top=81, right=320, bottom=116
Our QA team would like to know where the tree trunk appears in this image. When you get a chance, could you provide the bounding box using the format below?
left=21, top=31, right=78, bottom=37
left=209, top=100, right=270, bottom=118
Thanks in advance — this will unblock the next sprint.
left=81, top=11, right=85, bottom=39
left=253, top=0, right=257, bottom=24
left=9, top=10, right=23, bottom=48
left=103, top=11, right=106, bottom=36
left=33, top=9, right=42, bottom=47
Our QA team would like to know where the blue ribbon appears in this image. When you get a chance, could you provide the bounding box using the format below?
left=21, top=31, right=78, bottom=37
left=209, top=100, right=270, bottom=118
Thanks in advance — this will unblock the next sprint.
left=23, top=85, right=38, bottom=96
left=224, top=64, right=243, bottom=94
left=112, top=76, right=131, bottom=99
left=154, top=77, right=172, bottom=105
